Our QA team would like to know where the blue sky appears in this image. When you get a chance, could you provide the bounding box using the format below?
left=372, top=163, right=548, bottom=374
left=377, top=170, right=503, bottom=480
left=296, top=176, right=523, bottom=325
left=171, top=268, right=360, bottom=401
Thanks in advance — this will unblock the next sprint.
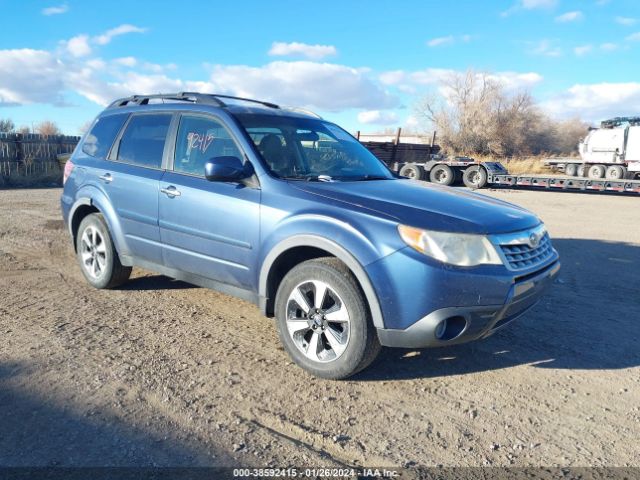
left=1, top=0, right=640, bottom=135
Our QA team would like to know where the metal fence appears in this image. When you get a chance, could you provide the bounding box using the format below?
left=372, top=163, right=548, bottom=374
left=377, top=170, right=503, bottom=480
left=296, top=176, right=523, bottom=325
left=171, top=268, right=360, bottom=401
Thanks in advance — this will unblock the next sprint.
left=0, top=132, right=80, bottom=177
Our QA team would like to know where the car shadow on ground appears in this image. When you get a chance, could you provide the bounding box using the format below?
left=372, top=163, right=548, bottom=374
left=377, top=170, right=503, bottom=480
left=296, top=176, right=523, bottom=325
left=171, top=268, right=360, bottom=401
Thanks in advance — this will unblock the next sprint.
left=354, top=238, right=640, bottom=381
left=0, top=361, right=223, bottom=467
left=119, top=275, right=197, bottom=291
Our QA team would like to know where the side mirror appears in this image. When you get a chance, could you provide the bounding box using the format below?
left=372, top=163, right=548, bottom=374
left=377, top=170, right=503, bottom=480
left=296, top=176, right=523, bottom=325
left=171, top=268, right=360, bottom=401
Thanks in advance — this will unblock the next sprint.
left=204, top=156, right=247, bottom=182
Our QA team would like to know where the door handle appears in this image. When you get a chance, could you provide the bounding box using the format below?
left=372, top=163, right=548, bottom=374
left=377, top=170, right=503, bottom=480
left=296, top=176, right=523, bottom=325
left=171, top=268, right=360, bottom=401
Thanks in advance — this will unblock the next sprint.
left=160, top=186, right=181, bottom=197
left=99, top=173, right=113, bottom=183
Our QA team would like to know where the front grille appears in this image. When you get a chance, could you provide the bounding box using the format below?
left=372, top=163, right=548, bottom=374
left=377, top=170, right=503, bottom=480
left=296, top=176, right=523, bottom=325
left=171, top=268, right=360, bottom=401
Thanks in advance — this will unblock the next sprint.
left=500, top=232, right=554, bottom=271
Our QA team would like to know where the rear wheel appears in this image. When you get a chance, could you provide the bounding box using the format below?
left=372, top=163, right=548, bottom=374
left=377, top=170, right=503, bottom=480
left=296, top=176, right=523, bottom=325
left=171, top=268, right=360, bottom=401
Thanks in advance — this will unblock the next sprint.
left=587, top=164, right=606, bottom=179
left=399, top=163, right=424, bottom=180
left=275, top=258, right=381, bottom=379
left=462, top=165, right=488, bottom=189
left=577, top=164, right=586, bottom=177
left=605, top=165, right=625, bottom=180
left=429, top=164, right=455, bottom=186
left=565, top=163, right=577, bottom=176
left=76, top=213, right=131, bottom=289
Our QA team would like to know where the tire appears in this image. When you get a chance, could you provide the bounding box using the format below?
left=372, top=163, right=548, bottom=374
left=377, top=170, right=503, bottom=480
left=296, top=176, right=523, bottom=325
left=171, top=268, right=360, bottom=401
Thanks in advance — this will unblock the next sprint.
left=587, top=164, right=605, bottom=179
left=429, top=164, right=455, bottom=186
left=577, top=164, right=586, bottom=177
left=605, top=165, right=625, bottom=180
left=564, top=163, right=577, bottom=176
left=399, top=163, right=424, bottom=180
left=462, top=165, right=488, bottom=189
left=76, top=213, right=131, bottom=289
left=274, top=257, right=381, bottom=380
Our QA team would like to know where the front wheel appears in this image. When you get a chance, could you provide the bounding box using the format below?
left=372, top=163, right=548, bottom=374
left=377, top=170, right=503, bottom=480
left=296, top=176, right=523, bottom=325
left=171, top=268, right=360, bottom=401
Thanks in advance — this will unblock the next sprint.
left=76, top=213, right=132, bottom=289
left=275, top=258, right=381, bottom=379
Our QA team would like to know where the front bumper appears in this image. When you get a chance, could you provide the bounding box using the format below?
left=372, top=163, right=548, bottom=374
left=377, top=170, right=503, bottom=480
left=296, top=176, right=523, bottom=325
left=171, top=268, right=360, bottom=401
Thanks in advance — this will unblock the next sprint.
left=376, top=260, right=560, bottom=348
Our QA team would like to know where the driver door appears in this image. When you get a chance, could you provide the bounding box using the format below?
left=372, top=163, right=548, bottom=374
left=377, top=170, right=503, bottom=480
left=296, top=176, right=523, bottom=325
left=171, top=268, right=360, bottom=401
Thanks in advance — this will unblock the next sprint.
left=158, top=113, right=260, bottom=289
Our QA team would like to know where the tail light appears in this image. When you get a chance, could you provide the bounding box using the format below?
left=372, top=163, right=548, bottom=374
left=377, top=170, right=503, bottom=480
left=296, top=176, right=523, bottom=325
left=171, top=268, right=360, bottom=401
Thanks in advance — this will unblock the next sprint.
left=63, top=159, right=74, bottom=185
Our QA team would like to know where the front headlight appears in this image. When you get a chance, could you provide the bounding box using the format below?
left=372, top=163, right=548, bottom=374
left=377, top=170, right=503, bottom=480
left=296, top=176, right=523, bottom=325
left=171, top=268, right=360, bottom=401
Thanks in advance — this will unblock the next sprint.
left=398, top=225, right=503, bottom=267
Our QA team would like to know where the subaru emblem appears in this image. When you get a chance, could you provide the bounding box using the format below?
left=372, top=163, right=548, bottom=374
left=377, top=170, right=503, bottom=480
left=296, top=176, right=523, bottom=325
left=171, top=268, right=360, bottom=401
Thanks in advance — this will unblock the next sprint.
left=529, top=232, right=540, bottom=248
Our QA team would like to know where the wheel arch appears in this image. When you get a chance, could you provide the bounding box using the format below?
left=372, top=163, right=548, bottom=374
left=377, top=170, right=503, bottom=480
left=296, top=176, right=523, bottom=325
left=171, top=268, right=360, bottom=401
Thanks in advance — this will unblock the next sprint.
left=68, top=187, right=129, bottom=258
left=258, top=235, right=385, bottom=329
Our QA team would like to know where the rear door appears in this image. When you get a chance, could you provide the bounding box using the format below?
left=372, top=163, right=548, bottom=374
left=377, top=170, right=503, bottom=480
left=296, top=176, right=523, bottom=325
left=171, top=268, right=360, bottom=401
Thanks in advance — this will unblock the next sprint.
left=102, top=112, right=173, bottom=264
left=158, top=113, right=260, bottom=290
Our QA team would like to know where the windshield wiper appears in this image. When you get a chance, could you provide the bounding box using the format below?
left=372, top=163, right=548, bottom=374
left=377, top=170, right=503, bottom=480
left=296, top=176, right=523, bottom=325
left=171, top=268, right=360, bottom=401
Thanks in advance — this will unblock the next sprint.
left=280, top=174, right=334, bottom=182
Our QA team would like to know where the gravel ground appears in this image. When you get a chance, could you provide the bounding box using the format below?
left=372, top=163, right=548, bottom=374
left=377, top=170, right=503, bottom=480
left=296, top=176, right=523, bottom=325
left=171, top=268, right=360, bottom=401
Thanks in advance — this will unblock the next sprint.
left=0, top=187, right=639, bottom=469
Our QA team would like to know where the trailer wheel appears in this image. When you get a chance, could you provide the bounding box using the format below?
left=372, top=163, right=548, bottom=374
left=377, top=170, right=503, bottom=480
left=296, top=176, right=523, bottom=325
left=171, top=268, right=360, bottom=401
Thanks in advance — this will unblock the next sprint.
left=462, top=165, right=488, bottom=189
left=399, top=163, right=424, bottom=180
left=587, top=164, right=606, bottom=179
left=577, top=164, right=586, bottom=177
left=429, top=164, right=455, bottom=186
left=565, top=163, right=577, bottom=176
left=605, top=165, right=625, bottom=179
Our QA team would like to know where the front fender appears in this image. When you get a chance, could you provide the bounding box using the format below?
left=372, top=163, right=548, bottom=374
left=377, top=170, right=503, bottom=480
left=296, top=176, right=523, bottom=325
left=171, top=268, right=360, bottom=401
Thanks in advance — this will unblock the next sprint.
left=68, top=185, right=130, bottom=257
left=258, top=214, right=402, bottom=329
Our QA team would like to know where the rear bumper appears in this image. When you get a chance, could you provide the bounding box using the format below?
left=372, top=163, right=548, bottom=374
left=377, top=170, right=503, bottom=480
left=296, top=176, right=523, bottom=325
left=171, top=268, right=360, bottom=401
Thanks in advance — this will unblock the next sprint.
left=376, top=260, right=560, bottom=348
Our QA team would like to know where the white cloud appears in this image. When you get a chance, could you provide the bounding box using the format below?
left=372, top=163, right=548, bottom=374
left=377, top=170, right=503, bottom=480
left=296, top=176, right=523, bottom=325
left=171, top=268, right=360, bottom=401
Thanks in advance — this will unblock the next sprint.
left=268, top=42, right=337, bottom=60
left=42, top=4, right=68, bottom=15
left=555, top=11, right=583, bottom=22
left=0, top=49, right=66, bottom=105
left=206, top=61, right=397, bottom=111
left=86, top=58, right=106, bottom=70
left=616, top=16, right=637, bottom=26
left=529, top=39, right=562, bottom=57
left=378, top=68, right=542, bottom=96
left=427, top=36, right=454, bottom=47
left=521, top=0, right=556, bottom=8
left=113, top=56, right=137, bottom=67
left=65, top=35, right=91, bottom=57
left=502, top=0, right=557, bottom=16
left=357, top=110, right=398, bottom=125
left=600, top=42, right=618, bottom=51
left=543, top=82, right=640, bottom=121
left=574, top=44, right=592, bottom=56
left=94, top=24, right=147, bottom=45
left=626, top=32, right=640, bottom=41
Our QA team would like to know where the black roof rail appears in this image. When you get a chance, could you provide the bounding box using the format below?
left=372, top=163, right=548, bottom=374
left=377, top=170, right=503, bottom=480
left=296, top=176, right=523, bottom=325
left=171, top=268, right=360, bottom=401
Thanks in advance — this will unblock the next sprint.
left=107, top=92, right=281, bottom=110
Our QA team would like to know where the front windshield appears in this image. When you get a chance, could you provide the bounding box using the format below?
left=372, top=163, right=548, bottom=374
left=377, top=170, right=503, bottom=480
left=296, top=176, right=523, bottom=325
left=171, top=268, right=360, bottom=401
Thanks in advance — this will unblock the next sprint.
left=233, top=113, right=394, bottom=181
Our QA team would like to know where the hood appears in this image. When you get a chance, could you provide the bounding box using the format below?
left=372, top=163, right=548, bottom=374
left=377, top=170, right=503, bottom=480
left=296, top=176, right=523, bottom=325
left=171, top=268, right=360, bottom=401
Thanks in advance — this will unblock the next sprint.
left=291, top=179, right=540, bottom=234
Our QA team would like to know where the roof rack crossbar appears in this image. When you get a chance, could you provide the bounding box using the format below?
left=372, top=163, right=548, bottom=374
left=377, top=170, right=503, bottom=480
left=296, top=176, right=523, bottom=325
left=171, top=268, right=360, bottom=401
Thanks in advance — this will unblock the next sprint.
left=107, top=92, right=281, bottom=110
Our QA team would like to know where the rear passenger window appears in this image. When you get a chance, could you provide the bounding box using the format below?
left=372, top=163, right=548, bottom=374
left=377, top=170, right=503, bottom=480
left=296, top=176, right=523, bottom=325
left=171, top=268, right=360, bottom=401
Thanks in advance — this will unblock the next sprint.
left=82, top=114, right=127, bottom=158
left=116, top=114, right=172, bottom=169
left=174, top=115, right=242, bottom=176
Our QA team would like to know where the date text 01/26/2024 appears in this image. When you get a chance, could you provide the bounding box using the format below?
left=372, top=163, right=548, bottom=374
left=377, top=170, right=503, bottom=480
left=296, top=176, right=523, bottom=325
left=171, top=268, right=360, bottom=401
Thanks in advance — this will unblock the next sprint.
left=232, top=468, right=400, bottom=478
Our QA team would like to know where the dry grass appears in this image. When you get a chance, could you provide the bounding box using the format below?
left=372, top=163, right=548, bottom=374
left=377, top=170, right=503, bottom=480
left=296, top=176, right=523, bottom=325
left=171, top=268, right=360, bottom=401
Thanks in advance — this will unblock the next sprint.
left=475, top=155, right=577, bottom=175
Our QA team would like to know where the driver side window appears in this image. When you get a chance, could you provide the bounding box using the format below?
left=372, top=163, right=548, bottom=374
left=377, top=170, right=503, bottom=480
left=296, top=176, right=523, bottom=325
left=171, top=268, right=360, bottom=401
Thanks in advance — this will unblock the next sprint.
left=174, top=115, right=242, bottom=176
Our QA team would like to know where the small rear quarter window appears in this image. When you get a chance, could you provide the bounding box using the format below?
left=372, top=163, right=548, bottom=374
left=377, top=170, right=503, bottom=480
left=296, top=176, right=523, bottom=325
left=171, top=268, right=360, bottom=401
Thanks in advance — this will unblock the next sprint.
left=82, top=114, right=128, bottom=158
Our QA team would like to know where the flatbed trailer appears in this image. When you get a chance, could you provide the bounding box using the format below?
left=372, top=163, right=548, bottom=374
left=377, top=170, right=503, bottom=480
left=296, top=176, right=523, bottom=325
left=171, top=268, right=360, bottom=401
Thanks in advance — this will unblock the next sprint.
left=476, top=162, right=640, bottom=195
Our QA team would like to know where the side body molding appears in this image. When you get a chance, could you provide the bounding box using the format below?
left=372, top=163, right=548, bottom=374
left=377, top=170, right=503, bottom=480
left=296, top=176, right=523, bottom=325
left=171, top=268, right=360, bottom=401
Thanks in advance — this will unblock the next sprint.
left=258, top=235, right=386, bottom=329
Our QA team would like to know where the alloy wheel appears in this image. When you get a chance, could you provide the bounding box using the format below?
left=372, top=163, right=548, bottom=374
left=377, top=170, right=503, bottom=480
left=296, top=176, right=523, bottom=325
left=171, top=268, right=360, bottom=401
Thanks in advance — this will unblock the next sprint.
left=285, top=280, right=350, bottom=363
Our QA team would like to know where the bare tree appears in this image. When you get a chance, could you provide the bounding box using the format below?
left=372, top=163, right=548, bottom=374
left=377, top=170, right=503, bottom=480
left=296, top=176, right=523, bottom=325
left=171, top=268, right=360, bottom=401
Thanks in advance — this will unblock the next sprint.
left=414, top=69, right=588, bottom=157
left=17, top=125, right=31, bottom=135
left=35, top=120, right=61, bottom=136
left=0, top=118, right=15, bottom=133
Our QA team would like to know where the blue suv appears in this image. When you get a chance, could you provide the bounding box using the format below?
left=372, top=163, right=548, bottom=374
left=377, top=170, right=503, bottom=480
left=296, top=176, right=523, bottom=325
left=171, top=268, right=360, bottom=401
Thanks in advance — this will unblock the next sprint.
left=61, top=92, right=560, bottom=379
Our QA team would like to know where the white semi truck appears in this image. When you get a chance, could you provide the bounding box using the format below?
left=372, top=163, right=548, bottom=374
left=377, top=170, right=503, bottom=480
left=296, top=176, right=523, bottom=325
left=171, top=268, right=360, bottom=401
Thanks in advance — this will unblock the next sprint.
left=546, top=117, right=640, bottom=180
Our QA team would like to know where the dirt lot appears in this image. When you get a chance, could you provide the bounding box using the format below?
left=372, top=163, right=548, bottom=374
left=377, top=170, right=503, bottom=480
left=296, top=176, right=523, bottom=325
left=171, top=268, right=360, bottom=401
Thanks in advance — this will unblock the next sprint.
left=0, top=187, right=639, bottom=469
